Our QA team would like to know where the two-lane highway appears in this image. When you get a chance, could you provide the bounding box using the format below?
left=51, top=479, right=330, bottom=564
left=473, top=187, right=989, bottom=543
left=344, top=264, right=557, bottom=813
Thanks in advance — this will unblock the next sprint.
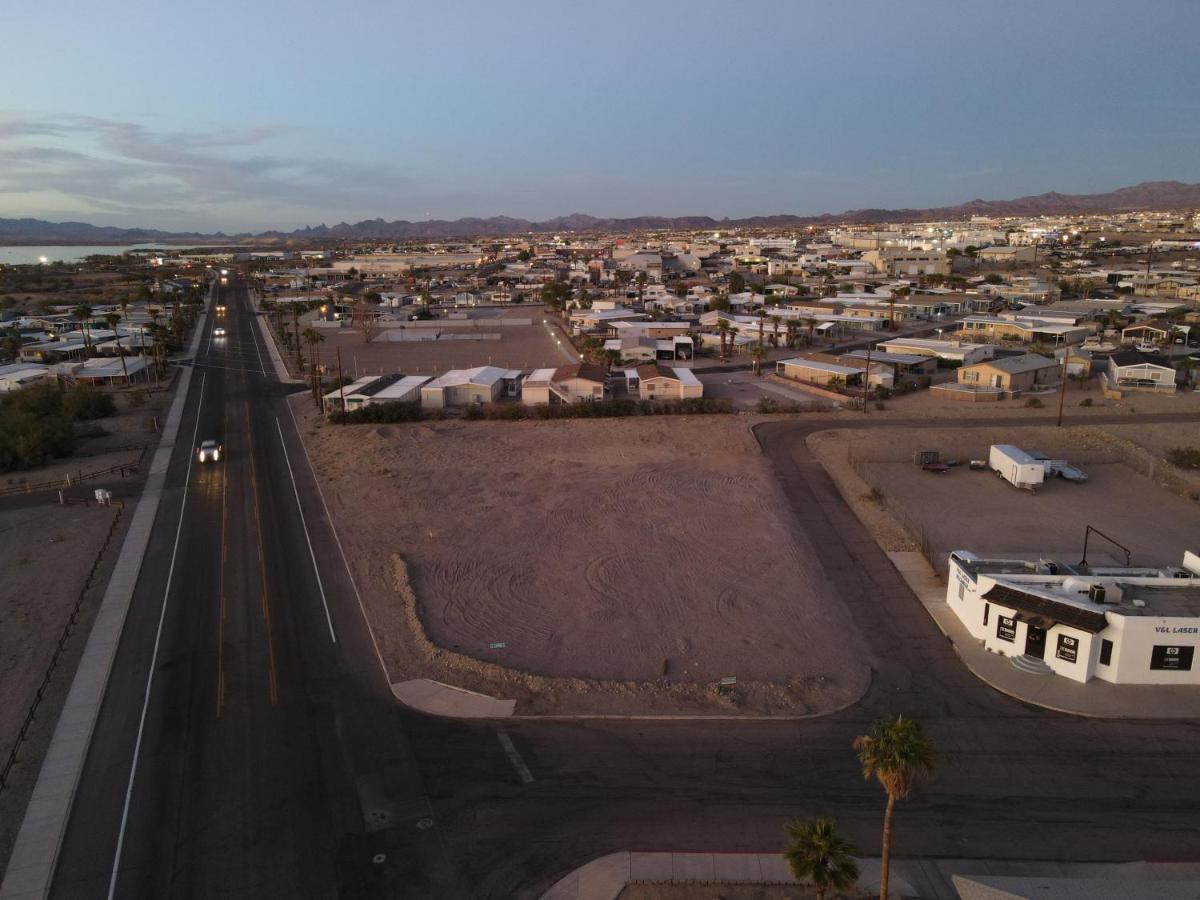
left=51, top=278, right=460, bottom=898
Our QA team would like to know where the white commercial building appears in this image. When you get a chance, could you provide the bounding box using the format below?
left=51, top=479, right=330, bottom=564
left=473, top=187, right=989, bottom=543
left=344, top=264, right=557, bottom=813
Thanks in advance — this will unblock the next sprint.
left=947, top=550, right=1200, bottom=685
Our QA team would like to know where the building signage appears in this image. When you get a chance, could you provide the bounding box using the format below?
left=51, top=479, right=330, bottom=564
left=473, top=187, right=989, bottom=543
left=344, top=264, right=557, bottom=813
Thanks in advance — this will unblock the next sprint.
left=1150, top=645, right=1195, bottom=671
left=997, top=615, right=1017, bottom=643
left=1056, top=634, right=1079, bottom=664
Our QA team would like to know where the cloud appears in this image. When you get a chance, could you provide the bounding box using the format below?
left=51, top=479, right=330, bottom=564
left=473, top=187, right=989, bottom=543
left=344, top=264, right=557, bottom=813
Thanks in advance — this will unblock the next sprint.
left=0, top=113, right=416, bottom=229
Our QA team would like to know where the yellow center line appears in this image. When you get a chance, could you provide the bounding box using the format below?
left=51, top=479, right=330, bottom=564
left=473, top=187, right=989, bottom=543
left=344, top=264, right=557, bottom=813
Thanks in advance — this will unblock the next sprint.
left=245, top=400, right=280, bottom=706
left=217, top=440, right=228, bottom=717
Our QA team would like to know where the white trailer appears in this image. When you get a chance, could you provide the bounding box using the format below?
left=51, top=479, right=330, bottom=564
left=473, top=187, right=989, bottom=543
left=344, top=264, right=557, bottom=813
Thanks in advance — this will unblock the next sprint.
left=989, top=444, right=1045, bottom=492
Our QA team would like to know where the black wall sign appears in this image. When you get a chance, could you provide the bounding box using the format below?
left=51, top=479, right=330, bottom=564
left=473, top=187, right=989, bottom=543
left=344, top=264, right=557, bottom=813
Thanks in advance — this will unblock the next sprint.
left=1056, top=634, right=1079, bottom=663
left=1150, top=645, right=1195, bottom=671
left=997, top=615, right=1017, bottom=643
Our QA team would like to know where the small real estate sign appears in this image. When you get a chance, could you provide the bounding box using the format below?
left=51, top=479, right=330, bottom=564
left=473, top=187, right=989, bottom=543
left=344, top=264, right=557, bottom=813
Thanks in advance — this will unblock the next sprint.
left=997, top=615, right=1017, bottom=643
left=1056, top=634, right=1079, bottom=664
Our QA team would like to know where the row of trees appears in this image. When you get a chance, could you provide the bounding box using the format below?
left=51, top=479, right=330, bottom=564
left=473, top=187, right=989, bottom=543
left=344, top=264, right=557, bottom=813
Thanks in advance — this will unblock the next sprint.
left=785, top=715, right=935, bottom=900
left=0, top=382, right=117, bottom=473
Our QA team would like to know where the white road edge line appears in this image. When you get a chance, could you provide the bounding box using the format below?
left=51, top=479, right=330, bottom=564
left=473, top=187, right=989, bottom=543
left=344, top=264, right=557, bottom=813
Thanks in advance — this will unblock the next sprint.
left=283, top=396, right=392, bottom=685
left=496, top=729, right=535, bottom=784
left=106, top=372, right=206, bottom=900
left=243, top=288, right=270, bottom=377
left=275, top=417, right=337, bottom=644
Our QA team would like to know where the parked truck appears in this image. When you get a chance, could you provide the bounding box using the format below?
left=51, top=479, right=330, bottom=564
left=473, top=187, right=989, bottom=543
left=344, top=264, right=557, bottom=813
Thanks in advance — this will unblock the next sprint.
left=989, top=444, right=1045, bottom=492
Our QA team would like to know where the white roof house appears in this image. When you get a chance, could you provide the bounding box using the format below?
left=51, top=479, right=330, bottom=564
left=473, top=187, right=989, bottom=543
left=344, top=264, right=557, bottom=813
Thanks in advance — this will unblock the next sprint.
left=64, top=356, right=148, bottom=384
left=323, top=373, right=432, bottom=413
left=420, top=365, right=521, bottom=409
left=0, top=363, right=51, bottom=393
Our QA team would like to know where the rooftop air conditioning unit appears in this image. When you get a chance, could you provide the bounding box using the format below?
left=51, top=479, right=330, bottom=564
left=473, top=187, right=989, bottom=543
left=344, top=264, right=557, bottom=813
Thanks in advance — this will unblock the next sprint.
left=1088, top=584, right=1107, bottom=604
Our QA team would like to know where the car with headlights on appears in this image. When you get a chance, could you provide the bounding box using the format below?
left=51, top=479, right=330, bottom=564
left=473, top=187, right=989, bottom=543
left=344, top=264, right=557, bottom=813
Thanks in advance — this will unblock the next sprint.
left=196, top=440, right=223, bottom=463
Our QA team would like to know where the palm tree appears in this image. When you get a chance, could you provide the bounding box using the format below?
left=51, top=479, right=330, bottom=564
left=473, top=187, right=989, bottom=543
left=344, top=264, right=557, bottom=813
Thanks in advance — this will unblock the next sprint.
left=72, top=303, right=93, bottom=356
left=302, top=326, right=325, bottom=403
left=769, top=314, right=782, bottom=348
left=785, top=319, right=798, bottom=349
left=750, top=345, right=764, bottom=376
left=804, top=317, right=818, bottom=346
left=104, top=312, right=130, bottom=384
left=757, top=308, right=766, bottom=347
left=827, top=375, right=845, bottom=392
left=888, top=286, right=909, bottom=330
left=784, top=817, right=859, bottom=900
left=853, top=716, right=936, bottom=900
left=716, top=319, right=732, bottom=360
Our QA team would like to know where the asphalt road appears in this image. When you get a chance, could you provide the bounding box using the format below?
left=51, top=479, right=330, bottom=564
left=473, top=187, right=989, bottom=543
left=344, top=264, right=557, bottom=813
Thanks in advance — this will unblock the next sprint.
left=51, top=280, right=463, bottom=898
left=42, top=281, right=1200, bottom=898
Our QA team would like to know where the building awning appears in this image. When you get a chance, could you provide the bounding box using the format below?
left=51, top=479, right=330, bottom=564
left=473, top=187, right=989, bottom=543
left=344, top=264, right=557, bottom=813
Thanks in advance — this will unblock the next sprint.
left=982, top=584, right=1108, bottom=633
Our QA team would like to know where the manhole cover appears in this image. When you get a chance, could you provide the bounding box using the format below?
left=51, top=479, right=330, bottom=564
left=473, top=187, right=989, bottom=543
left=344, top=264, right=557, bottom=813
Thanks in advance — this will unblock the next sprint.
left=416, top=818, right=434, bottom=831
left=372, top=853, right=387, bottom=865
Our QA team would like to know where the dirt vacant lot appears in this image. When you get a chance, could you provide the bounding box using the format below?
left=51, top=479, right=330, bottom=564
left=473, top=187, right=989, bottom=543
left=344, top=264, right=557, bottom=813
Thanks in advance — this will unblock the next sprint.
left=302, top=407, right=871, bottom=716
left=0, top=501, right=121, bottom=867
left=312, top=317, right=576, bottom=378
left=810, top=425, right=1200, bottom=572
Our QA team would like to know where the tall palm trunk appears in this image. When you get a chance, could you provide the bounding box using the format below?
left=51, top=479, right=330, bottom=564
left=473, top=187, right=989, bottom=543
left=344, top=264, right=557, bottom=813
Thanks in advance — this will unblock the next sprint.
left=879, top=792, right=896, bottom=900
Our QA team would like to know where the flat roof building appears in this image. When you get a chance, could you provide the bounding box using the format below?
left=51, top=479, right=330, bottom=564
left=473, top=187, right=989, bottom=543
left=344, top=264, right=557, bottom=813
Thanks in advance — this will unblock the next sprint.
left=948, top=550, right=1200, bottom=685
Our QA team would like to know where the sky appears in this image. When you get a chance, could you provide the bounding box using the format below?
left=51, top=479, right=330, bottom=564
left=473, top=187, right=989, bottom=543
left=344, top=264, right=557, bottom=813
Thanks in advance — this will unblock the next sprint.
left=2, top=0, right=1199, bottom=232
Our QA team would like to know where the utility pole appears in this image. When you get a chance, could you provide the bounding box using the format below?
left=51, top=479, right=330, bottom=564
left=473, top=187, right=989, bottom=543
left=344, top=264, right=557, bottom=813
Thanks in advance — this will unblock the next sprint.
left=1055, top=351, right=1069, bottom=427
left=862, top=342, right=873, bottom=414
left=336, top=346, right=346, bottom=415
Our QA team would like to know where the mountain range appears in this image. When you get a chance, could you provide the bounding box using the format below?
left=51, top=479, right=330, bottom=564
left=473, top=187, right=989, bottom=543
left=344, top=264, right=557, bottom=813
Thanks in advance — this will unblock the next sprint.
left=2, top=181, right=1198, bottom=245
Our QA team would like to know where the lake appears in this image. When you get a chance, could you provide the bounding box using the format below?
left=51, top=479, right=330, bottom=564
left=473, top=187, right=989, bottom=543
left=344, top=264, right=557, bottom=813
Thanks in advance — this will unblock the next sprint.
left=0, top=244, right=213, bottom=265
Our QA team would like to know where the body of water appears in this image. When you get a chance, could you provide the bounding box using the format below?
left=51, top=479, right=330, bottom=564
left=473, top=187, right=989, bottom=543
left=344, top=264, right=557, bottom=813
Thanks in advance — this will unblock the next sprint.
left=0, top=244, right=224, bottom=265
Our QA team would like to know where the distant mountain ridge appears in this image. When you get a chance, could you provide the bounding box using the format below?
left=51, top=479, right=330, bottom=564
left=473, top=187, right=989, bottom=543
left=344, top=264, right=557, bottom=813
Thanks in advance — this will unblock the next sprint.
left=3, top=181, right=1198, bottom=244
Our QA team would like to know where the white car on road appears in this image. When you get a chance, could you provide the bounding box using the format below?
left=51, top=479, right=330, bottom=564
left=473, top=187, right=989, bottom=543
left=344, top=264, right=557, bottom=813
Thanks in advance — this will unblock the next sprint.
left=196, top=440, right=223, bottom=463
left=214, top=327, right=226, bottom=337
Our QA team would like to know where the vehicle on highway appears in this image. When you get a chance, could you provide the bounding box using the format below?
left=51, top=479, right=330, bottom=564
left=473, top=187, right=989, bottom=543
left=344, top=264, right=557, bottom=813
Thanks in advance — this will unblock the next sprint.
left=216, top=304, right=226, bottom=315
left=214, top=327, right=226, bottom=337
left=196, top=440, right=223, bottom=463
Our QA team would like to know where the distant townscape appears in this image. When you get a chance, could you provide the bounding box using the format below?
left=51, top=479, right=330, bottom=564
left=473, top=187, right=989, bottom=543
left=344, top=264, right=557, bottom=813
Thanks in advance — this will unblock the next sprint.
left=3, top=193, right=1200, bottom=900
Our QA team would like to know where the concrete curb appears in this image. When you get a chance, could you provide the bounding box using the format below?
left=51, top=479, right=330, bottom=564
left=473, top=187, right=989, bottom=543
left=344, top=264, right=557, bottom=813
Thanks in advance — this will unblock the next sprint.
left=539, top=851, right=918, bottom=900
left=0, top=305, right=208, bottom=900
left=249, top=288, right=304, bottom=384
left=388, top=670, right=872, bottom=722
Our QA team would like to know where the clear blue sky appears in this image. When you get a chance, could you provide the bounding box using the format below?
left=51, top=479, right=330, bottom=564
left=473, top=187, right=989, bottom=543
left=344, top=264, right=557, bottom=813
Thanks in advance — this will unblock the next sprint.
left=2, top=0, right=1198, bottom=231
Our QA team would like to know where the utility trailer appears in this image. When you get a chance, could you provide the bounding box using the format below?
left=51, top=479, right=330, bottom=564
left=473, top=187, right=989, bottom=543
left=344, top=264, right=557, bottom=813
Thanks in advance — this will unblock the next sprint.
left=989, top=444, right=1045, bottom=492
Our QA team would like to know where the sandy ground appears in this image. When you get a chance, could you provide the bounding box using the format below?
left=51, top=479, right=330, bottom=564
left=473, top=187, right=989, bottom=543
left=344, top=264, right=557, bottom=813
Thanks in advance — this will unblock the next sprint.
left=619, top=886, right=866, bottom=900
left=0, top=501, right=123, bottom=869
left=809, top=425, right=1200, bottom=574
left=299, top=403, right=871, bottom=716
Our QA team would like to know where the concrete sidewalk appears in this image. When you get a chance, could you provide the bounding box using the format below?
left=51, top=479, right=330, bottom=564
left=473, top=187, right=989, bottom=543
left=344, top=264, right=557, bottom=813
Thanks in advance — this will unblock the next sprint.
left=1, top=310, right=208, bottom=900
left=540, top=851, right=1200, bottom=900
left=888, top=551, right=1200, bottom=718
left=392, top=679, right=516, bottom=718
left=248, top=287, right=304, bottom=384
